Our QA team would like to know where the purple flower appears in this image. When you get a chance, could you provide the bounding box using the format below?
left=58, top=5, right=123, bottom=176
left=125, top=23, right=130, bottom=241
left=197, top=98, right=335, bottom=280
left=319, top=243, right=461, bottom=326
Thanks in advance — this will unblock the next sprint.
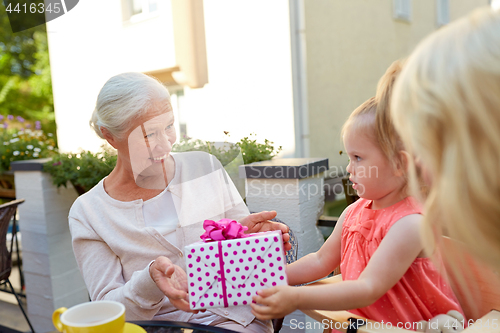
left=16, top=116, right=25, bottom=123
left=26, top=124, right=31, bottom=128
left=3, top=122, right=7, bottom=129
left=0, top=115, right=3, bottom=121
left=53, top=161, right=62, bottom=166
left=35, top=121, right=41, bottom=130
left=7, top=115, right=13, bottom=120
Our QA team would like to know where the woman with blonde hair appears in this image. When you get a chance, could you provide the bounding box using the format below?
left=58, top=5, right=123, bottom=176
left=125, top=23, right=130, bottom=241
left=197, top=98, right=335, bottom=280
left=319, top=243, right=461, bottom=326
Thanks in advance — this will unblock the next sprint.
left=391, top=6, right=500, bottom=268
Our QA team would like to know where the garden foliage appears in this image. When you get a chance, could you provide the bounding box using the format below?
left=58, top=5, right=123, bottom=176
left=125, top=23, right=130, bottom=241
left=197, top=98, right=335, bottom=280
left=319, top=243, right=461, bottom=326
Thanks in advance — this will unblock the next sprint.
left=44, top=133, right=282, bottom=195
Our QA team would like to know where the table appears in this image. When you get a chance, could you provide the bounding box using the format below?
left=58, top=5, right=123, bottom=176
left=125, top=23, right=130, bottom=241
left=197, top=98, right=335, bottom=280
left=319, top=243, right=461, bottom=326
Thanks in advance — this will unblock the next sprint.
left=45, top=321, right=238, bottom=333
left=131, top=321, right=238, bottom=333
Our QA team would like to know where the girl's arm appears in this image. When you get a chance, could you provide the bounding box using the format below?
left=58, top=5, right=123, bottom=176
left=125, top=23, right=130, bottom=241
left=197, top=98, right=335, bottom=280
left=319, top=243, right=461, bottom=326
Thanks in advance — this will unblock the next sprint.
left=251, top=214, right=424, bottom=320
left=286, top=209, right=346, bottom=286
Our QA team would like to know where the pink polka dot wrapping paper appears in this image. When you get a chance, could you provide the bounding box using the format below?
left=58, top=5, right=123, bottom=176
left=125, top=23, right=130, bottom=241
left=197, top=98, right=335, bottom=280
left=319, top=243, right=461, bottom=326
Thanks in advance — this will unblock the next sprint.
left=184, top=230, right=288, bottom=310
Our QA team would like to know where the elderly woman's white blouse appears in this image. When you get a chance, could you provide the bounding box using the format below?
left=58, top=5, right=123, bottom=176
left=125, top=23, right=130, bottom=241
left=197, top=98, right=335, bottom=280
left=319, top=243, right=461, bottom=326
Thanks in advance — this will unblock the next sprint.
left=143, top=187, right=178, bottom=245
left=68, top=151, right=253, bottom=325
left=142, top=164, right=220, bottom=325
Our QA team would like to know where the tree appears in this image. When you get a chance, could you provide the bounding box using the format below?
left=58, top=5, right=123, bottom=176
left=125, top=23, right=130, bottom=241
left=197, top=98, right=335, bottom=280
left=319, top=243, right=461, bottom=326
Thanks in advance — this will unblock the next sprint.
left=0, top=3, right=56, bottom=136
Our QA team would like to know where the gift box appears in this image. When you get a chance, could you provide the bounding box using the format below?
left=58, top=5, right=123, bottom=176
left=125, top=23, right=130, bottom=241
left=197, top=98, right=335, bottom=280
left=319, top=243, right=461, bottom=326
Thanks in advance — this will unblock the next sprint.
left=185, top=220, right=288, bottom=310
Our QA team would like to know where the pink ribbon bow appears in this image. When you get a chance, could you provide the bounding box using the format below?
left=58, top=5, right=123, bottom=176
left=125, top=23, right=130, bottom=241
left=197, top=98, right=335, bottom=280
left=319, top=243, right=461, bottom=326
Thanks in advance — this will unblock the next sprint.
left=200, top=219, right=249, bottom=242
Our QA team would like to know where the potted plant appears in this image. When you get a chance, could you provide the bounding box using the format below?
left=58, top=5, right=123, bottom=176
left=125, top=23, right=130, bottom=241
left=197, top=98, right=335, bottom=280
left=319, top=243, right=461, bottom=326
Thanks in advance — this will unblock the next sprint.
left=174, top=132, right=282, bottom=198
left=0, top=115, right=57, bottom=199
left=43, top=146, right=117, bottom=195
left=172, top=132, right=282, bottom=165
left=44, top=133, right=282, bottom=196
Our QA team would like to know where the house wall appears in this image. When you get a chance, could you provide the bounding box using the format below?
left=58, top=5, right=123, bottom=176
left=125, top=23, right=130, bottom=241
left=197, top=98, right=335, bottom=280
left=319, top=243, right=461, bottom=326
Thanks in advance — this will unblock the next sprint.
left=176, top=1, right=295, bottom=154
left=46, top=0, right=177, bottom=153
left=47, top=0, right=295, bottom=157
left=304, top=0, right=489, bottom=172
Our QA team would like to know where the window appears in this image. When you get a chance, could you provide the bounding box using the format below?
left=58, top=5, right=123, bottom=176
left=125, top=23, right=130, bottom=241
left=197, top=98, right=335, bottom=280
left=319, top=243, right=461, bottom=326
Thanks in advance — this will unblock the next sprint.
left=123, top=0, right=159, bottom=22
left=436, top=0, right=450, bottom=26
left=171, top=89, right=187, bottom=140
left=131, top=0, right=158, bottom=15
left=143, top=67, right=187, bottom=138
left=492, top=0, right=500, bottom=11
left=393, top=0, right=411, bottom=22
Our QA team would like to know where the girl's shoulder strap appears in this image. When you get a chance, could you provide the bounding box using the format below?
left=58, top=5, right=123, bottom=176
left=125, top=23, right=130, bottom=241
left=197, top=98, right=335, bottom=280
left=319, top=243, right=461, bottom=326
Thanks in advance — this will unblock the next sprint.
left=382, top=196, right=423, bottom=232
left=400, top=196, right=423, bottom=215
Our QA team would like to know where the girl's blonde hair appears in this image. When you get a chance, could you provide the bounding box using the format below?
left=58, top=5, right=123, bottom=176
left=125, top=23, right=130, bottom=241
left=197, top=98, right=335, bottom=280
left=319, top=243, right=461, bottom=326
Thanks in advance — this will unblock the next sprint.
left=342, top=60, right=406, bottom=172
left=391, top=7, right=500, bottom=267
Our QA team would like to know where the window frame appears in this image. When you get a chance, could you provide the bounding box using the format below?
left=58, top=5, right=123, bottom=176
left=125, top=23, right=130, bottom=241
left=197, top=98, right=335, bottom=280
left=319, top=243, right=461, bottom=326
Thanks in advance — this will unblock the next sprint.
left=436, top=0, right=450, bottom=27
left=122, top=0, right=160, bottom=24
left=393, top=0, right=412, bottom=22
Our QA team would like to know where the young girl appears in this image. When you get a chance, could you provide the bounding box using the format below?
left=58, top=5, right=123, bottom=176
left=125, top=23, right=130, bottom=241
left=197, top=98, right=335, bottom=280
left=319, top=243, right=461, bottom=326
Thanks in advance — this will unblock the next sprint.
left=391, top=7, right=500, bottom=272
left=250, top=61, right=464, bottom=329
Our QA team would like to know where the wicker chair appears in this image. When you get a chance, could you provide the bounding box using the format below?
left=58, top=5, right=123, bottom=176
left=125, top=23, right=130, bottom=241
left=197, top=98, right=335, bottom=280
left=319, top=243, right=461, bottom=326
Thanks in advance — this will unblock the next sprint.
left=0, top=199, right=35, bottom=333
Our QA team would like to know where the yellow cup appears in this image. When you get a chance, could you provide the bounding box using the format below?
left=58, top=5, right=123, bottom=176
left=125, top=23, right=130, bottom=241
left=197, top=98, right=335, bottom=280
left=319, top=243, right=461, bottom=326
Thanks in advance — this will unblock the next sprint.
left=52, top=301, right=125, bottom=333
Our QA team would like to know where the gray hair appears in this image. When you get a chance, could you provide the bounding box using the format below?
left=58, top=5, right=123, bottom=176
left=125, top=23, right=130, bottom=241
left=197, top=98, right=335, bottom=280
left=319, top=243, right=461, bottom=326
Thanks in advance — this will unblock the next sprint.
left=90, top=72, right=171, bottom=140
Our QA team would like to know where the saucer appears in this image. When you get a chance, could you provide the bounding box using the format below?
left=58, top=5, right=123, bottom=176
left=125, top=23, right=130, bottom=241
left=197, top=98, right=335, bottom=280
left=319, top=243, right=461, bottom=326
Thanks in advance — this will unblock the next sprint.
left=124, top=322, right=147, bottom=333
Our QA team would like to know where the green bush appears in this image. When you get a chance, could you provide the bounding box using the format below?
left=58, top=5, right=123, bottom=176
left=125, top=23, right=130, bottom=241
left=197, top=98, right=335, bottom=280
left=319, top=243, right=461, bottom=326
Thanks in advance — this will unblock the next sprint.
left=173, top=138, right=239, bottom=167
left=173, top=133, right=282, bottom=165
left=236, top=133, right=282, bottom=165
left=43, top=147, right=116, bottom=195
left=44, top=133, right=281, bottom=195
left=0, top=115, right=57, bottom=173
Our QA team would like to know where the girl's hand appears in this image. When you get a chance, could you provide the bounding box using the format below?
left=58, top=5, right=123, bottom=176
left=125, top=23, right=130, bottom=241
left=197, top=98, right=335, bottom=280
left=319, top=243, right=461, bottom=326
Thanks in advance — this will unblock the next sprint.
left=149, top=256, right=198, bottom=313
left=239, top=211, right=292, bottom=251
left=250, top=285, right=299, bottom=320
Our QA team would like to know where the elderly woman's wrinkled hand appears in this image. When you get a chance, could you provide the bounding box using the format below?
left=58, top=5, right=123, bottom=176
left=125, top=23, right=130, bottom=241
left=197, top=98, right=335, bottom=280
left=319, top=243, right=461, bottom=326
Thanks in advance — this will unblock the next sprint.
left=240, top=211, right=292, bottom=252
left=149, top=256, right=198, bottom=313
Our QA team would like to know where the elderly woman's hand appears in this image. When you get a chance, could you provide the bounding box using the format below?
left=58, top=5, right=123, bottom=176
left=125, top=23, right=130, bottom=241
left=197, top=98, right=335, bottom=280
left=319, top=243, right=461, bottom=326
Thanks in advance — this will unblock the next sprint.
left=240, top=211, right=292, bottom=252
left=149, top=256, right=197, bottom=313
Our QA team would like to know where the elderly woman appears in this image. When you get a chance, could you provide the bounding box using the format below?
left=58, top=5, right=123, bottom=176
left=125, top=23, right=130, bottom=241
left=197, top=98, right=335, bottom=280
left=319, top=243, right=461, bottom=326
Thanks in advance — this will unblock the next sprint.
left=69, top=72, right=289, bottom=332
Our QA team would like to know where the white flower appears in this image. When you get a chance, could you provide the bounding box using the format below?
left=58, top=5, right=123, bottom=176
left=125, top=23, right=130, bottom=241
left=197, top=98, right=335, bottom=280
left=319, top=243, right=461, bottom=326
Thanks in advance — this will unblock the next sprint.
left=18, top=131, right=24, bottom=135
left=10, top=138, right=19, bottom=143
left=48, top=133, right=53, bottom=137
left=34, top=147, right=41, bottom=152
left=13, top=151, right=20, bottom=156
left=12, top=133, right=17, bottom=137
left=3, top=142, right=8, bottom=145
left=48, top=145, right=54, bottom=150
left=33, top=152, right=39, bottom=157
left=27, top=145, right=33, bottom=150
left=38, top=141, right=44, bottom=146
